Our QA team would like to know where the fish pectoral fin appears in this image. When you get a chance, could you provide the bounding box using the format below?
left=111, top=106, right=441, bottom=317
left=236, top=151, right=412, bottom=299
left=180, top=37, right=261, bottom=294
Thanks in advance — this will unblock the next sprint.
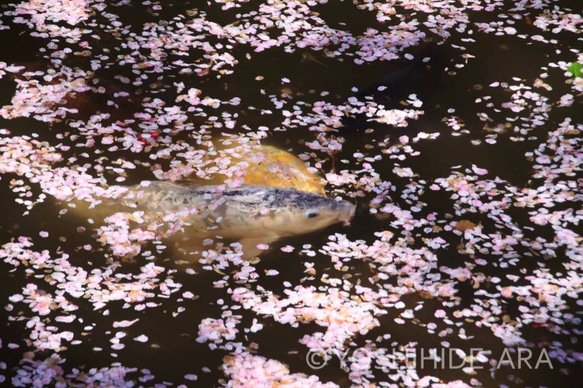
left=239, top=236, right=277, bottom=260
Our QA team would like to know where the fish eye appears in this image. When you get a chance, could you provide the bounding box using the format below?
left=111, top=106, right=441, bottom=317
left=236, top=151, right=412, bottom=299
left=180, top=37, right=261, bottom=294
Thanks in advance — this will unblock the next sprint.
left=306, top=210, right=319, bottom=218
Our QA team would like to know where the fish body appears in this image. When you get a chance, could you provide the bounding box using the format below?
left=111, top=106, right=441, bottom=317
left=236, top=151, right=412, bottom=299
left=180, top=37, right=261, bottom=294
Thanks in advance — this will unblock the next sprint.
left=122, top=181, right=355, bottom=240
left=187, top=143, right=326, bottom=195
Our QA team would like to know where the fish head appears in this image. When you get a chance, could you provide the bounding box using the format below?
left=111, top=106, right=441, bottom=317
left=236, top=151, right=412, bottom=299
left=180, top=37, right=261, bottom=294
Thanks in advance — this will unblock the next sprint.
left=258, top=188, right=356, bottom=237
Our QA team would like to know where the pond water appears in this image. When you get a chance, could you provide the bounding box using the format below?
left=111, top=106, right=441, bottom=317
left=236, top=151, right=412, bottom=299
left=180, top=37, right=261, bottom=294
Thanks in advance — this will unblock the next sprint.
left=0, top=0, right=581, bottom=387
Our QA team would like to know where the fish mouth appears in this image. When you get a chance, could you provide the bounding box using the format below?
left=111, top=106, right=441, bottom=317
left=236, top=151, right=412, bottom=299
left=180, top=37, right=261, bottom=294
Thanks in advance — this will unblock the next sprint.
left=338, top=202, right=356, bottom=226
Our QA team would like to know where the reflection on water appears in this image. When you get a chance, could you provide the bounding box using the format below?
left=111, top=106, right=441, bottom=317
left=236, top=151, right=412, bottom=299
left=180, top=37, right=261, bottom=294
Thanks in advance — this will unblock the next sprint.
left=1, top=0, right=582, bottom=387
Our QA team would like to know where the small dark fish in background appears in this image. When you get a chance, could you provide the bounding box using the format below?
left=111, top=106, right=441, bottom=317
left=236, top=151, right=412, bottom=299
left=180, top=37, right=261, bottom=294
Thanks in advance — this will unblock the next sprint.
left=340, top=43, right=455, bottom=134
left=356, top=43, right=453, bottom=103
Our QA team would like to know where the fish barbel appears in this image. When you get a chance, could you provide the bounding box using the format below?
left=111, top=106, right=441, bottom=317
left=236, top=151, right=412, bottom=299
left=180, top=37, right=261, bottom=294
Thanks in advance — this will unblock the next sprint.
left=121, top=181, right=355, bottom=240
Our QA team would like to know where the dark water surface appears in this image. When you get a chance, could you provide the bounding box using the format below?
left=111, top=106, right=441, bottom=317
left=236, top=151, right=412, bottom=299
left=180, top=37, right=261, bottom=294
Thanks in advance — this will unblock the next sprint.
left=1, top=0, right=582, bottom=387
